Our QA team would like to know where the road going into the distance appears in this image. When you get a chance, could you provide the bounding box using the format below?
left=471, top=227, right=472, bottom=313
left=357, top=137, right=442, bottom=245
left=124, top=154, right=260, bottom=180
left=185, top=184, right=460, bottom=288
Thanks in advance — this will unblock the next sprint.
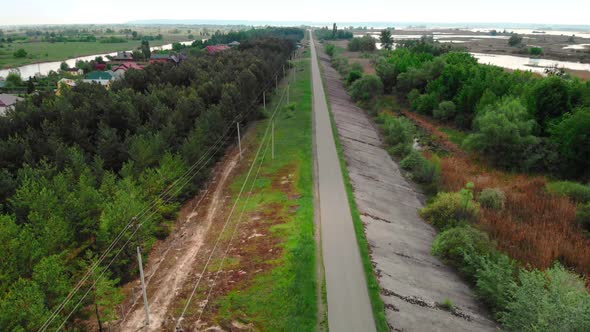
left=310, top=31, right=377, bottom=332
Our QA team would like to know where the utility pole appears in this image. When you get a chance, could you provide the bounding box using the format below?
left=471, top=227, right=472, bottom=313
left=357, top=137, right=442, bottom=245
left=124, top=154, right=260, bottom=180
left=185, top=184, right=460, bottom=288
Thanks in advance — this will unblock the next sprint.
left=282, top=64, right=285, bottom=78
left=237, top=122, right=242, bottom=159
left=287, top=84, right=290, bottom=104
left=263, top=91, right=266, bottom=111
left=275, top=74, right=278, bottom=90
left=136, top=247, right=150, bottom=326
left=271, top=120, right=275, bottom=160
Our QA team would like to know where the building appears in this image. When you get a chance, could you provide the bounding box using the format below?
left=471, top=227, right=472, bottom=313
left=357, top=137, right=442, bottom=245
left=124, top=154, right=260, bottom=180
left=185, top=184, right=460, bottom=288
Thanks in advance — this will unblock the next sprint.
left=95, top=63, right=107, bottom=71
left=111, top=51, right=134, bottom=62
left=206, top=45, right=230, bottom=54
left=0, top=94, right=23, bottom=115
left=149, top=53, right=172, bottom=64
left=85, top=71, right=114, bottom=81
left=62, top=67, right=84, bottom=76
left=228, top=41, right=241, bottom=47
left=112, top=62, right=144, bottom=79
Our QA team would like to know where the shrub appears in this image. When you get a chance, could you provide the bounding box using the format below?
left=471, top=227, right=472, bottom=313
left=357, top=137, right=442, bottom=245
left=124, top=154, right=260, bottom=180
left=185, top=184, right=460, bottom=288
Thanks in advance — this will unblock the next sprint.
left=400, top=150, right=424, bottom=170
left=529, top=47, right=543, bottom=56
left=432, top=226, right=494, bottom=268
left=500, top=264, right=590, bottom=331
left=478, top=188, right=506, bottom=210
left=325, top=44, right=335, bottom=57
left=350, top=75, right=383, bottom=102
left=346, top=70, right=362, bottom=86
left=13, top=48, right=27, bottom=58
left=470, top=253, right=517, bottom=313
left=348, top=35, right=376, bottom=52
left=350, top=62, right=364, bottom=73
left=331, top=56, right=349, bottom=75
left=411, top=93, right=438, bottom=115
left=383, top=116, right=415, bottom=156
left=421, top=191, right=479, bottom=229
left=546, top=181, right=590, bottom=204
left=433, top=101, right=457, bottom=121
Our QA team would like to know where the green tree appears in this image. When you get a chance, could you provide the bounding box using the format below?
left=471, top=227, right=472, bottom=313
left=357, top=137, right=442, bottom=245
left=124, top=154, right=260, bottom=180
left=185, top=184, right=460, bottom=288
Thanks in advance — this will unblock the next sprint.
left=379, top=29, right=394, bottom=50
left=60, top=62, right=69, bottom=71
left=550, top=107, right=590, bottom=178
left=141, top=40, right=150, bottom=60
left=508, top=34, right=523, bottom=47
left=0, top=279, right=50, bottom=331
left=332, top=23, right=337, bottom=39
left=350, top=74, right=383, bottom=102
left=464, top=97, right=539, bottom=169
left=529, top=76, right=571, bottom=132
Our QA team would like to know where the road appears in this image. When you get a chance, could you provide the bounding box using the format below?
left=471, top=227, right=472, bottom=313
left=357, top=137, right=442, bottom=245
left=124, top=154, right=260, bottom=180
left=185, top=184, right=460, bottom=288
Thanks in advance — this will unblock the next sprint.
left=310, top=32, right=377, bottom=332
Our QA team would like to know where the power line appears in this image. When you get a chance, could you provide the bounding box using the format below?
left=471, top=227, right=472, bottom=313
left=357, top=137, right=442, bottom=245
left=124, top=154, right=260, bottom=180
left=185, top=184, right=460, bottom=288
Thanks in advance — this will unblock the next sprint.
left=40, top=63, right=290, bottom=331
left=175, top=81, right=289, bottom=330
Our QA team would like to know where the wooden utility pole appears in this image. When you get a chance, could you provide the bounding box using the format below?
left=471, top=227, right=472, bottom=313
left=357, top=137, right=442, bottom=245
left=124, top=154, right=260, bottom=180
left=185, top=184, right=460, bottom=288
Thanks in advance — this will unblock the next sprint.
left=136, top=247, right=150, bottom=326
left=271, top=120, right=275, bottom=160
left=263, top=91, right=266, bottom=111
left=237, top=123, right=242, bottom=159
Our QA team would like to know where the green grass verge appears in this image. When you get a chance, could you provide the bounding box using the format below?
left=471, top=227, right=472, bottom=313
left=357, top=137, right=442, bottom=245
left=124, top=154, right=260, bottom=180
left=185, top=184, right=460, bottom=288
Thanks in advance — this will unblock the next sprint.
left=212, top=53, right=318, bottom=331
left=314, top=41, right=389, bottom=332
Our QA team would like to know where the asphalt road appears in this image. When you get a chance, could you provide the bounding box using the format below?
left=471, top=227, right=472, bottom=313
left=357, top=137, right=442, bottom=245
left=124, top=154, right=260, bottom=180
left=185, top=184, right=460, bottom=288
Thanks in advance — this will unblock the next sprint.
left=310, top=32, right=377, bottom=332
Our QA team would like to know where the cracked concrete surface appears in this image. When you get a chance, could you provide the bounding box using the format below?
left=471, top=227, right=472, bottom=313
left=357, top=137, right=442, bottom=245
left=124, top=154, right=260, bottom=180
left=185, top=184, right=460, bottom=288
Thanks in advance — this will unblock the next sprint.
left=318, top=49, right=498, bottom=331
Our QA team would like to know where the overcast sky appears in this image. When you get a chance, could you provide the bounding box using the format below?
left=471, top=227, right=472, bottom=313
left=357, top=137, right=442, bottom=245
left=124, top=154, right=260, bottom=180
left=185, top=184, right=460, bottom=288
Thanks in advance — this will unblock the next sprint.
left=2, top=0, right=589, bottom=26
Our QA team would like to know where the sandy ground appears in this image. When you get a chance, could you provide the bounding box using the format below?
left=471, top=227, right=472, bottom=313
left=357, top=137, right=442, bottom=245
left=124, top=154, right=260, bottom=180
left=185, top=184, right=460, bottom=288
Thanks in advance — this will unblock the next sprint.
left=115, top=147, right=241, bottom=331
left=318, top=44, right=499, bottom=331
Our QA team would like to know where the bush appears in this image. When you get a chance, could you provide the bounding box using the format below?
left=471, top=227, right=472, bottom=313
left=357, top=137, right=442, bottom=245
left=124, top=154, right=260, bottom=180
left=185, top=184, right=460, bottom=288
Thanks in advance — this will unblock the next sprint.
left=400, top=150, right=441, bottom=185
left=331, top=56, right=349, bottom=75
left=529, top=47, right=543, bottom=56
left=325, top=44, right=335, bottom=57
left=383, top=116, right=415, bottom=157
left=420, top=191, right=479, bottom=230
left=432, top=225, right=495, bottom=269
left=348, top=35, right=376, bottom=52
left=13, top=48, right=27, bottom=58
left=500, top=264, right=590, bottom=331
left=346, top=70, right=362, bottom=86
left=546, top=181, right=590, bottom=204
left=470, top=253, right=517, bottom=313
left=433, top=101, right=457, bottom=121
left=350, top=75, right=383, bottom=102
left=478, top=188, right=506, bottom=210
left=411, top=93, right=438, bottom=115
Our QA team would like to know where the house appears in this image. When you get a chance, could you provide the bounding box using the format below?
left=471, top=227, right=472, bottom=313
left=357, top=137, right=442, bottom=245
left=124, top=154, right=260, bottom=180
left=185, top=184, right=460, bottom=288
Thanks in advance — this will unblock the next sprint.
left=149, top=53, right=172, bottom=64
left=0, top=94, right=23, bottom=115
left=57, top=78, right=77, bottom=96
left=95, top=63, right=107, bottom=71
left=62, top=67, right=84, bottom=76
left=85, top=71, right=114, bottom=81
left=170, top=54, right=187, bottom=65
left=112, top=62, right=144, bottom=79
left=228, top=41, right=240, bottom=47
left=111, top=51, right=134, bottom=62
left=206, top=45, right=230, bottom=54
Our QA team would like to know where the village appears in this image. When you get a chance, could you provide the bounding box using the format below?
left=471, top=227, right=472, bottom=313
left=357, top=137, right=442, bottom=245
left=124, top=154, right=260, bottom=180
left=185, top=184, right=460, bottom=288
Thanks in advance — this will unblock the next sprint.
left=0, top=41, right=239, bottom=114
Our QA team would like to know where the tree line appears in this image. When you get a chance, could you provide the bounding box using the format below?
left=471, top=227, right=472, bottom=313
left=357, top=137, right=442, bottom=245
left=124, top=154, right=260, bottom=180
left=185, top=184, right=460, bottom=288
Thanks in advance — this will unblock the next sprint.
left=0, top=29, right=299, bottom=330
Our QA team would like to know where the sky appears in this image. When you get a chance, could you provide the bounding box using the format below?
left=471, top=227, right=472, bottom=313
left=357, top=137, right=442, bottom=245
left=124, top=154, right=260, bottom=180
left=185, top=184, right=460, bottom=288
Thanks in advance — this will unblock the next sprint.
left=1, top=0, right=589, bottom=26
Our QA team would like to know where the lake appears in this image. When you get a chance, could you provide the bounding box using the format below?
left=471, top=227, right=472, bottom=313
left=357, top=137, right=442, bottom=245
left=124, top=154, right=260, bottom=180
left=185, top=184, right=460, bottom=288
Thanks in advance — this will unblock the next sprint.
left=471, top=52, right=590, bottom=73
left=0, top=41, right=194, bottom=79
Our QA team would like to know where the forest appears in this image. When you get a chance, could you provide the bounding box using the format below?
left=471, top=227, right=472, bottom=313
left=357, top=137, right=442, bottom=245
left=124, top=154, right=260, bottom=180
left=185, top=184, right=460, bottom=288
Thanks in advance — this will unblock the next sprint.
left=0, top=27, right=301, bottom=330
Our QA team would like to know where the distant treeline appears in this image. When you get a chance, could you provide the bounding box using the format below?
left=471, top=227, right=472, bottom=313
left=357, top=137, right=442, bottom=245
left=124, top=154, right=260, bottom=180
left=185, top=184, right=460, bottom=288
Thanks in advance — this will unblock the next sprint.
left=0, top=29, right=299, bottom=330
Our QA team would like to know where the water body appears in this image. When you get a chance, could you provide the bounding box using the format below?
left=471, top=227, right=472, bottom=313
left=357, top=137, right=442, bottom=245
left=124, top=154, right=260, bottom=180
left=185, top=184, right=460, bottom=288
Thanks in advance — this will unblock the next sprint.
left=472, top=52, right=590, bottom=73
left=0, top=41, right=194, bottom=79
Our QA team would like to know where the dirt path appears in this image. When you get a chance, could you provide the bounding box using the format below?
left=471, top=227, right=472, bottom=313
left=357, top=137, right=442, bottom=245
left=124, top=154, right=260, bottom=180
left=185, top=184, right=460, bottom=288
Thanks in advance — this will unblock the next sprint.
left=318, top=44, right=499, bottom=331
left=116, top=148, right=241, bottom=331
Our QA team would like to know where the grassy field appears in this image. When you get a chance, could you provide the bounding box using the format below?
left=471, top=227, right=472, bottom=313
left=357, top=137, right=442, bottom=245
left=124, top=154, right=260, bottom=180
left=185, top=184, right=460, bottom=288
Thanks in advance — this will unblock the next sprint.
left=316, top=42, right=389, bottom=331
left=0, top=37, right=187, bottom=68
left=204, top=51, right=318, bottom=330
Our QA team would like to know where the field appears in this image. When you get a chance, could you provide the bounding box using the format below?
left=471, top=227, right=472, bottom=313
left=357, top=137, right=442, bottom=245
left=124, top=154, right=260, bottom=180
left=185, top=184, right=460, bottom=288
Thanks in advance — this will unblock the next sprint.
left=0, top=24, right=235, bottom=68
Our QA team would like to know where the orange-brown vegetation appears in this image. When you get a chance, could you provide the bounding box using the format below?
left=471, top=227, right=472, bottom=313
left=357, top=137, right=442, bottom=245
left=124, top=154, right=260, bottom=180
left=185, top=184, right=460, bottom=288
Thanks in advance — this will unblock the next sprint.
left=406, top=110, right=590, bottom=281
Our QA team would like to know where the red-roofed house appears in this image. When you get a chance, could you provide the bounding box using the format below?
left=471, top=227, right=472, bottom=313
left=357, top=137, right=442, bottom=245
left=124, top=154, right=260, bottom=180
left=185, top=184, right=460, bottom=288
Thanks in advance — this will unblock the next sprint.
left=206, top=45, right=230, bottom=54
left=112, top=62, right=144, bottom=72
left=95, top=63, right=107, bottom=71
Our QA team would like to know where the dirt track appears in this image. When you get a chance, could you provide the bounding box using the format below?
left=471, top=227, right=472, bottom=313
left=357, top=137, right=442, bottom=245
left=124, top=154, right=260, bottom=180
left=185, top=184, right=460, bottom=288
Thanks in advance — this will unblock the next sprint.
left=116, top=148, right=241, bottom=331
